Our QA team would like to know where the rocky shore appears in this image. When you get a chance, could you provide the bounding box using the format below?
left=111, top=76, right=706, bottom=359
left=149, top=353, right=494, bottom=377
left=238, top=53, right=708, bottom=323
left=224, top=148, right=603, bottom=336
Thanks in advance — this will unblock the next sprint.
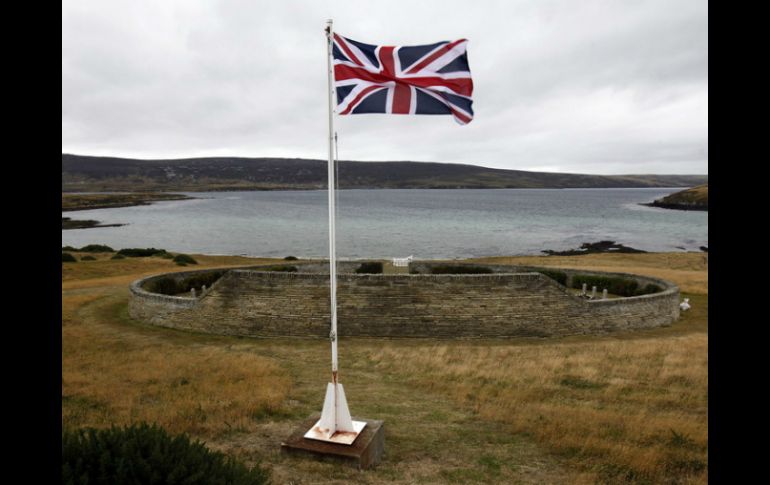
left=641, top=184, right=708, bottom=211
left=542, top=240, right=646, bottom=256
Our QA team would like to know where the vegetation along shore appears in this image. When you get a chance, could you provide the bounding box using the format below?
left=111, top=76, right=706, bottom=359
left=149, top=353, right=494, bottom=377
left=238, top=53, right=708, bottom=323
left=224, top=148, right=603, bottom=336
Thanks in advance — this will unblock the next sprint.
left=62, top=192, right=195, bottom=230
left=643, top=184, right=708, bottom=211
left=62, top=247, right=707, bottom=484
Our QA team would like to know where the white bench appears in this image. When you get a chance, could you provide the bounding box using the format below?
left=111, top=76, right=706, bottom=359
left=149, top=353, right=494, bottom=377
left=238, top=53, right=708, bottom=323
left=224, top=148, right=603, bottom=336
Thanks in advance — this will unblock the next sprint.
left=392, top=255, right=414, bottom=267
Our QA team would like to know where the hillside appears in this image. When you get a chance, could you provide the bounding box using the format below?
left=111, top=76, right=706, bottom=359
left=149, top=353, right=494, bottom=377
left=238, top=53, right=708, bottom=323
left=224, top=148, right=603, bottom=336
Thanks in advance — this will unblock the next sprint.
left=62, top=153, right=708, bottom=192
left=645, top=184, right=708, bottom=211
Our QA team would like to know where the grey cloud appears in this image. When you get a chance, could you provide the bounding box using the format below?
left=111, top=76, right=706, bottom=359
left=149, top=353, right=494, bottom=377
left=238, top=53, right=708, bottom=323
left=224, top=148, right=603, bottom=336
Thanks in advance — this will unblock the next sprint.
left=62, top=0, right=707, bottom=174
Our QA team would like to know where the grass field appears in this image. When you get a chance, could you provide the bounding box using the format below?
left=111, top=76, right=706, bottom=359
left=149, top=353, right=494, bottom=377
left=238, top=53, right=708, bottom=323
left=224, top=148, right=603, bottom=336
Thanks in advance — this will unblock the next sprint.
left=62, top=252, right=707, bottom=483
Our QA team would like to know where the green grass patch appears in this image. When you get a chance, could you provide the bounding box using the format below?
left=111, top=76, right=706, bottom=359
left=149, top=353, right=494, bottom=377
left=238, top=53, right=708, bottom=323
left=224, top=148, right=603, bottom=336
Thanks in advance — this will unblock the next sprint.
left=558, top=375, right=608, bottom=390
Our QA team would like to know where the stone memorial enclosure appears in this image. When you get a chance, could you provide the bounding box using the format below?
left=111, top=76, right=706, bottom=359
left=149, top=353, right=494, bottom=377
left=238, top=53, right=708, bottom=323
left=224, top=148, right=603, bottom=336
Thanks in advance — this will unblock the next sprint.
left=129, top=261, right=680, bottom=339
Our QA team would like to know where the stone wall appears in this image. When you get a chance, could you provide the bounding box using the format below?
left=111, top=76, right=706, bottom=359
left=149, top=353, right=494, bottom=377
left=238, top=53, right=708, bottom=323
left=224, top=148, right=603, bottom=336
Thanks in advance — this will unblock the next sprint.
left=129, top=263, right=680, bottom=339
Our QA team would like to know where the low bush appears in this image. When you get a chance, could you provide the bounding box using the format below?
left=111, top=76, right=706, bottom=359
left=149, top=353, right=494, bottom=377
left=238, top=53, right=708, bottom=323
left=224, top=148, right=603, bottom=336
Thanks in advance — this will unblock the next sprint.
left=539, top=270, right=568, bottom=286
left=79, top=244, right=114, bottom=253
left=117, top=248, right=169, bottom=257
left=146, top=277, right=182, bottom=295
left=173, top=254, right=198, bottom=265
left=111, top=253, right=126, bottom=260
left=62, top=423, right=269, bottom=485
left=572, top=275, right=641, bottom=297
left=431, top=265, right=493, bottom=274
left=263, top=265, right=298, bottom=272
left=284, top=255, right=298, bottom=261
left=356, top=262, right=383, bottom=274
left=62, top=252, right=77, bottom=263
left=637, top=283, right=663, bottom=296
left=62, top=246, right=77, bottom=252
left=80, top=255, right=97, bottom=261
left=184, top=271, right=226, bottom=291
left=145, top=271, right=227, bottom=296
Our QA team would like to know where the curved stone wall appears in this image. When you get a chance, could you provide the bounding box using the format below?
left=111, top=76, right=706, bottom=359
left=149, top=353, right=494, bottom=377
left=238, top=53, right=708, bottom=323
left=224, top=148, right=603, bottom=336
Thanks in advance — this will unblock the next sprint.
left=128, top=262, right=680, bottom=338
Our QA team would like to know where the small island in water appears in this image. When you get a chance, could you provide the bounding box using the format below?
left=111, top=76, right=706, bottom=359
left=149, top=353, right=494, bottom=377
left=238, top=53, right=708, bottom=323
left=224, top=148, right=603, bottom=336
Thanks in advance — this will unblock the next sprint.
left=643, top=184, right=708, bottom=211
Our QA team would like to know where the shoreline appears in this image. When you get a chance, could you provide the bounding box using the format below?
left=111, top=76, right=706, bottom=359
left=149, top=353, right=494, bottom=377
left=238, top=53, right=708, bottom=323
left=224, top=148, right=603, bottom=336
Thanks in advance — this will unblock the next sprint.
left=640, top=201, right=708, bottom=211
left=62, top=192, right=196, bottom=212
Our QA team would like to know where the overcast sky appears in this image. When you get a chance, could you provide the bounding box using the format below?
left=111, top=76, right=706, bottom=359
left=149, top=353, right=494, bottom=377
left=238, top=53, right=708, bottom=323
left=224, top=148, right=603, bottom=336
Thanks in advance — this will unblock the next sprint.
left=62, top=0, right=707, bottom=175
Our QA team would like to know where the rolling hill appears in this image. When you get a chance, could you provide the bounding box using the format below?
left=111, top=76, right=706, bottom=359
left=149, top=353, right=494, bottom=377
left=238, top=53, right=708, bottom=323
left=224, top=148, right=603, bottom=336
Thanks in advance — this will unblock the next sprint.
left=62, top=154, right=708, bottom=192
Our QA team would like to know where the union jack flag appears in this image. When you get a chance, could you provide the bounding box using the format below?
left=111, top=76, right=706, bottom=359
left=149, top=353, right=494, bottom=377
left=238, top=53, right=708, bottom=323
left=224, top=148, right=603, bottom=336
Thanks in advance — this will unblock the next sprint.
left=332, top=34, right=474, bottom=125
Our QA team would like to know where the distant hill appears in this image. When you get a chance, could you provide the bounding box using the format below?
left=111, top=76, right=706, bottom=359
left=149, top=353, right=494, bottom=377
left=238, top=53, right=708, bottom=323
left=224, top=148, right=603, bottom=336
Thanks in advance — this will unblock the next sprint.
left=62, top=154, right=708, bottom=192
left=644, top=184, right=708, bottom=211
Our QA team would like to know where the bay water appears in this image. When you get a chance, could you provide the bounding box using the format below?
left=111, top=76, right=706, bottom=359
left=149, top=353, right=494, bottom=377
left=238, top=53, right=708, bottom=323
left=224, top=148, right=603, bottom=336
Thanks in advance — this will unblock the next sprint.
left=61, top=188, right=708, bottom=259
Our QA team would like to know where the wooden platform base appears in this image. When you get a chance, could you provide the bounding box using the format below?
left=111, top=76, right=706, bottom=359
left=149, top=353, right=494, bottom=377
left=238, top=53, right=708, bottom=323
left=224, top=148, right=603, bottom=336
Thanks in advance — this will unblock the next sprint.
left=280, top=415, right=384, bottom=470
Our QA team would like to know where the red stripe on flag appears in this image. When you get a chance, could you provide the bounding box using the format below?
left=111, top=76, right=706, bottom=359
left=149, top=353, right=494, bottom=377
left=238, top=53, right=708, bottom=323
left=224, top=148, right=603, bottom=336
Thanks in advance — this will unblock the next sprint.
left=379, top=46, right=395, bottom=76
left=334, top=33, right=364, bottom=67
left=393, top=83, right=411, bottom=114
left=339, top=85, right=383, bottom=115
left=405, top=39, right=466, bottom=74
left=335, top=64, right=473, bottom=97
left=450, top=107, right=472, bottom=124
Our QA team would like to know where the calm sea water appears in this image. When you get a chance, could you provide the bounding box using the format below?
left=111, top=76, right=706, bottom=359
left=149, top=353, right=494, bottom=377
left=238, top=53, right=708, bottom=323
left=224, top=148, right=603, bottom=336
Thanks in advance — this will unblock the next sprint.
left=62, top=188, right=708, bottom=259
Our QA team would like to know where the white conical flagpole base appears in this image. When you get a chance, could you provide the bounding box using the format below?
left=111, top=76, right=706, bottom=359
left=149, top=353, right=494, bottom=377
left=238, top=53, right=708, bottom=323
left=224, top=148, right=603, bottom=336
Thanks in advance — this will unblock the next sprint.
left=305, top=382, right=366, bottom=445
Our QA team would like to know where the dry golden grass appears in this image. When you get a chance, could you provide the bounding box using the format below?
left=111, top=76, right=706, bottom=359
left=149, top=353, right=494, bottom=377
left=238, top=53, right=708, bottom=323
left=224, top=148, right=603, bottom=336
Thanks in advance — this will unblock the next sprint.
left=369, top=330, right=707, bottom=483
left=62, top=251, right=707, bottom=483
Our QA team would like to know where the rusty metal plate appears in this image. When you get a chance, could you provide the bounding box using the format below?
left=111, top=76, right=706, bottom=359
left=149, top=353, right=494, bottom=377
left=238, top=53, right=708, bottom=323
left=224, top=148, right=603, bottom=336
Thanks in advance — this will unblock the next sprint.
left=304, top=419, right=367, bottom=445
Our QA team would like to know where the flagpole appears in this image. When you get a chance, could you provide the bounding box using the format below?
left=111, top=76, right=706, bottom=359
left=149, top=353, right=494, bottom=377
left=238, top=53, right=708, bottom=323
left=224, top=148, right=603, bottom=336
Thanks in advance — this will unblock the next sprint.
left=325, top=19, right=338, bottom=386
left=302, top=19, right=364, bottom=445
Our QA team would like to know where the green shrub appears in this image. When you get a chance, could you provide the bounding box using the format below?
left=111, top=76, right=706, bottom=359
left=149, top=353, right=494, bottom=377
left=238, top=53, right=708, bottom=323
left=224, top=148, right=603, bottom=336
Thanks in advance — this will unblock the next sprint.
left=145, top=271, right=226, bottom=296
left=637, top=283, right=663, bottom=296
left=431, top=265, right=493, bottom=274
left=263, top=265, right=298, bottom=272
left=80, top=255, right=97, bottom=261
left=62, top=252, right=77, bottom=263
left=62, top=246, right=77, bottom=252
left=62, top=423, right=269, bottom=485
left=146, top=277, right=182, bottom=295
left=572, top=275, right=639, bottom=297
left=284, top=255, right=298, bottom=261
left=539, top=270, right=568, bottom=286
left=117, top=248, right=169, bottom=257
left=160, top=253, right=175, bottom=259
left=356, top=262, right=383, bottom=274
left=111, top=253, right=126, bottom=260
left=184, top=271, right=226, bottom=291
left=173, top=254, right=198, bottom=265
left=79, top=244, right=114, bottom=253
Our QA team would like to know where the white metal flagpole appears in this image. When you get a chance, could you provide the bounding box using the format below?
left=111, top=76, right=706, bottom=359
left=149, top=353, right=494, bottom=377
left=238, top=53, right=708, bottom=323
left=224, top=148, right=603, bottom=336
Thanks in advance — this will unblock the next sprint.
left=305, top=19, right=365, bottom=445
left=326, top=19, right=339, bottom=390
